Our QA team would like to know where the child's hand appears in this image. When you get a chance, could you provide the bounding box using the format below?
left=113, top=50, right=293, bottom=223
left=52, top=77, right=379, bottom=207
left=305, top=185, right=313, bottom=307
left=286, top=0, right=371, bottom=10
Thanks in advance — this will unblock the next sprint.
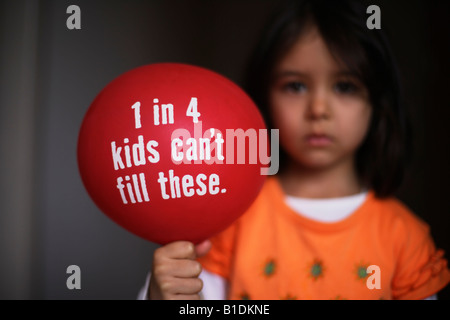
left=148, top=240, right=211, bottom=300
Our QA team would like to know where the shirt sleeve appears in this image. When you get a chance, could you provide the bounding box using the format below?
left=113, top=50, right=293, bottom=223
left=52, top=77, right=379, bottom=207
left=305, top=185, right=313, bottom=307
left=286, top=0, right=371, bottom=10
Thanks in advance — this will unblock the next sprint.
left=137, top=272, right=150, bottom=300
left=391, top=217, right=450, bottom=300
left=199, top=269, right=227, bottom=300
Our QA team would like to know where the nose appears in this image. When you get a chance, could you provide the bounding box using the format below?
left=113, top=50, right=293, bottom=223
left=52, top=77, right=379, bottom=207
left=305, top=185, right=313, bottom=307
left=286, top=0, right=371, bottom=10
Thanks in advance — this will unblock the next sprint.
left=305, top=90, right=330, bottom=121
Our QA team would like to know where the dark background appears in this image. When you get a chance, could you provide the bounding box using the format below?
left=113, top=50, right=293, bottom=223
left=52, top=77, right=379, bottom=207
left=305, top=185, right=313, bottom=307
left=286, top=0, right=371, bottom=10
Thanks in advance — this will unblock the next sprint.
left=0, top=0, right=448, bottom=299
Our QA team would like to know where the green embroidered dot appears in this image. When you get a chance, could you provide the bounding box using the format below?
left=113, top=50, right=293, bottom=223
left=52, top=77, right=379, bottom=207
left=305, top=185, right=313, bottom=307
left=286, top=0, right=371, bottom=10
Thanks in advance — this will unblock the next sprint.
left=264, top=260, right=276, bottom=277
left=311, top=264, right=322, bottom=277
left=357, top=266, right=368, bottom=279
left=309, top=259, right=324, bottom=280
left=354, top=262, right=370, bottom=281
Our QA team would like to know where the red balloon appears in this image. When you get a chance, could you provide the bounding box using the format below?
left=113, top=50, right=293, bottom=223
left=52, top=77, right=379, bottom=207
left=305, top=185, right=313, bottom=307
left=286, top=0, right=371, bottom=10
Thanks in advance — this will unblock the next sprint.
left=77, top=63, right=267, bottom=245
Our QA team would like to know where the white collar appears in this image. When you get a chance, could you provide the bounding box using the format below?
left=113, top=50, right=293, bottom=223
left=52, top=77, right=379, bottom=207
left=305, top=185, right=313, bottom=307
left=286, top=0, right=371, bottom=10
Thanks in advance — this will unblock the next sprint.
left=285, top=191, right=368, bottom=223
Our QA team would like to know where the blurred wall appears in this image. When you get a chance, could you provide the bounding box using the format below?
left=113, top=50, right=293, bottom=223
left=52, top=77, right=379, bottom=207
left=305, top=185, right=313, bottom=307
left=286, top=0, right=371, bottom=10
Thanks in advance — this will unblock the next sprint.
left=0, top=0, right=448, bottom=299
left=0, top=0, right=39, bottom=299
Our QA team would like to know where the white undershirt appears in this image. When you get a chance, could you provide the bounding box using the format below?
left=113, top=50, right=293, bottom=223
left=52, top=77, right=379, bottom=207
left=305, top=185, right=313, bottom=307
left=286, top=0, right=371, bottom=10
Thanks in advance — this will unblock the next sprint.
left=285, top=191, right=368, bottom=223
left=138, top=191, right=437, bottom=300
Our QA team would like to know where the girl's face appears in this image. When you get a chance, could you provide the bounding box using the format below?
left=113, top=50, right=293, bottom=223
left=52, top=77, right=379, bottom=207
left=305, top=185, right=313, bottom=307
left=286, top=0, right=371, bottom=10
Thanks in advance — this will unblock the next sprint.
left=269, top=26, right=372, bottom=170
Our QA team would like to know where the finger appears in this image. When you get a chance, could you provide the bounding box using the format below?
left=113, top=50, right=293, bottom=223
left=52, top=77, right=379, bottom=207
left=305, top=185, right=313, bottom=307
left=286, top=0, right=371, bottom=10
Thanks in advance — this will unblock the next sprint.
left=154, top=259, right=202, bottom=278
left=161, top=277, right=203, bottom=295
left=155, top=241, right=196, bottom=260
left=195, top=240, right=212, bottom=258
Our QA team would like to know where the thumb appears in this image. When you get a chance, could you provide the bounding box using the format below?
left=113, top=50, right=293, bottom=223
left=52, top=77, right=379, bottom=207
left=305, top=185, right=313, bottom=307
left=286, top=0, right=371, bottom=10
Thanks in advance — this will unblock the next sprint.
left=194, top=239, right=212, bottom=258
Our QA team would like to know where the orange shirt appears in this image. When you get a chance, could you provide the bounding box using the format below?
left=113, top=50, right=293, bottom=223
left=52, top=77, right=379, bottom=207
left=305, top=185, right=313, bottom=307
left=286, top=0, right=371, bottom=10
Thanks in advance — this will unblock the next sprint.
left=198, top=177, right=450, bottom=300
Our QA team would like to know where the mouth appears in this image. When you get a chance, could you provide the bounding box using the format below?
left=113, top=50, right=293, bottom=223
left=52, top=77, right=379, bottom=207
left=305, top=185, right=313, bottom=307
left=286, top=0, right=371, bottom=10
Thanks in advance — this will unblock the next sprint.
left=305, top=133, right=333, bottom=147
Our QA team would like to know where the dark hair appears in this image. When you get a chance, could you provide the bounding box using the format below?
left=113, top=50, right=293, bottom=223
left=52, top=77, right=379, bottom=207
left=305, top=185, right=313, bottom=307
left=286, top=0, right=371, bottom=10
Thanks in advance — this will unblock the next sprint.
left=244, top=0, right=411, bottom=198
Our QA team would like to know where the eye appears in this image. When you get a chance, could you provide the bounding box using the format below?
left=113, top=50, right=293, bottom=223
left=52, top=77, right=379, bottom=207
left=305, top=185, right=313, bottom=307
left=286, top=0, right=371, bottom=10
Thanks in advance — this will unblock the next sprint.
left=282, top=81, right=307, bottom=93
left=334, top=81, right=358, bottom=94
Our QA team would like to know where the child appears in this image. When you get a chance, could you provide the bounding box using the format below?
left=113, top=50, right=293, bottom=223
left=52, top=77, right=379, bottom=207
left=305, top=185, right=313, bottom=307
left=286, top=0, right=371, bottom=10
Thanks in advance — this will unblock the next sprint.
left=144, top=0, right=450, bottom=300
